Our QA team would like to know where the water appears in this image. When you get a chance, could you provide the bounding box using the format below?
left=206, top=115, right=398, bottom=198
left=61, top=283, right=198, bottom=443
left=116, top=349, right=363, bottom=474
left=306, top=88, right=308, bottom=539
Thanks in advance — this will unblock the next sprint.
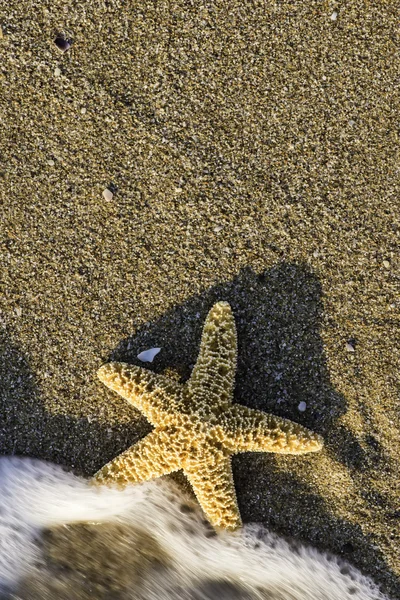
left=0, top=457, right=388, bottom=599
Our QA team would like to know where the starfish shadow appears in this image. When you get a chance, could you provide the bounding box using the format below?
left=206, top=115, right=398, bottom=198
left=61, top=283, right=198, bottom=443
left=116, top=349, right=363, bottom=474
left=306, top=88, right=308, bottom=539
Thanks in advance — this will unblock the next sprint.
left=112, top=263, right=350, bottom=438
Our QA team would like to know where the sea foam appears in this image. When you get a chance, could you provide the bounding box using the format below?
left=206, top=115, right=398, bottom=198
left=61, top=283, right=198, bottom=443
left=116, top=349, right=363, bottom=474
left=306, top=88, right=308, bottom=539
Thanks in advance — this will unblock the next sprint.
left=0, top=456, right=389, bottom=599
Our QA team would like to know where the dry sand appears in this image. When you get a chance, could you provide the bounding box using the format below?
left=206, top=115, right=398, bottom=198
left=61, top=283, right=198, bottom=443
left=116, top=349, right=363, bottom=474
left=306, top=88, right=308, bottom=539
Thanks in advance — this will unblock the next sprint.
left=0, top=0, right=399, bottom=597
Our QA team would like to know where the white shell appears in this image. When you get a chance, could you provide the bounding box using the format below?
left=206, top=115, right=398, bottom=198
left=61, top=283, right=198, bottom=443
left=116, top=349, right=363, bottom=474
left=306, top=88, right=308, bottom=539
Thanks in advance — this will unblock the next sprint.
left=137, top=348, right=161, bottom=363
left=298, top=401, right=307, bottom=412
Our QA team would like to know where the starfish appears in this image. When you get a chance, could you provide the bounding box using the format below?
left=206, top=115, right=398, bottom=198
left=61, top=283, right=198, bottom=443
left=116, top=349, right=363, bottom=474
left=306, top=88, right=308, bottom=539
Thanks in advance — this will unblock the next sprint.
left=93, top=302, right=323, bottom=530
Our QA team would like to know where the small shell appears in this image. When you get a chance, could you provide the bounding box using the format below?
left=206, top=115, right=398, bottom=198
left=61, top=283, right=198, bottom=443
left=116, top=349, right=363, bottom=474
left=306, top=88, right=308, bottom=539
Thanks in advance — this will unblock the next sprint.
left=137, top=348, right=161, bottom=363
left=298, top=401, right=307, bottom=412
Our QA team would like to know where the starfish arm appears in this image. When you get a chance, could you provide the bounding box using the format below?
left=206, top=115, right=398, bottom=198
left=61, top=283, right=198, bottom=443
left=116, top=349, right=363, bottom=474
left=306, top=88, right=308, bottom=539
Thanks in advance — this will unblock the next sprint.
left=93, top=429, right=181, bottom=486
left=184, top=457, right=242, bottom=530
left=187, top=302, right=237, bottom=413
left=98, top=362, right=183, bottom=425
left=223, top=405, right=324, bottom=455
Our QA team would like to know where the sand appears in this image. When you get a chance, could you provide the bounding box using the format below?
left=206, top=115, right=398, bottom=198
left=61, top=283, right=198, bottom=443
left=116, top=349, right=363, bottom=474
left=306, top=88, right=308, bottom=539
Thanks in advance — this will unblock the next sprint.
left=0, top=0, right=399, bottom=597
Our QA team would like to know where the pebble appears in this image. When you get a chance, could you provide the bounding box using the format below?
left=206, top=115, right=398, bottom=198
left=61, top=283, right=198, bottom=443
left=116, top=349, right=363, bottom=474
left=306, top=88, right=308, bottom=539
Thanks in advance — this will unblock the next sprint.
left=54, top=35, right=71, bottom=52
left=298, top=401, right=307, bottom=412
left=103, top=188, right=114, bottom=201
left=54, top=67, right=61, bottom=77
left=345, top=342, right=355, bottom=352
left=330, top=11, right=338, bottom=21
left=47, top=159, right=55, bottom=166
left=383, top=260, right=390, bottom=269
left=137, top=348, right=161, bottom=363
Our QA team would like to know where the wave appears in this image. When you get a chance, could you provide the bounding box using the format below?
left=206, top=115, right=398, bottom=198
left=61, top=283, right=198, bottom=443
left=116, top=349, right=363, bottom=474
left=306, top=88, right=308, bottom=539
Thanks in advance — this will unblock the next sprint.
left=0, top=456, right=389, bottom=599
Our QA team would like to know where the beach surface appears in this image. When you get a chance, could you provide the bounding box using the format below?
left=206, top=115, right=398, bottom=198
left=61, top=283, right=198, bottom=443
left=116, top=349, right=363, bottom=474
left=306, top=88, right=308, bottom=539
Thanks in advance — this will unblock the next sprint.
left=0, top=0, right=399, bottom=597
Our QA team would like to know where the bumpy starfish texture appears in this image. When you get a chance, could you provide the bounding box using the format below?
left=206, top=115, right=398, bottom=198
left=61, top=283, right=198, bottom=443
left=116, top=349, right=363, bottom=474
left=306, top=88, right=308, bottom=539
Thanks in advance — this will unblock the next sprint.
left=94, top=302, right=323, bottom=530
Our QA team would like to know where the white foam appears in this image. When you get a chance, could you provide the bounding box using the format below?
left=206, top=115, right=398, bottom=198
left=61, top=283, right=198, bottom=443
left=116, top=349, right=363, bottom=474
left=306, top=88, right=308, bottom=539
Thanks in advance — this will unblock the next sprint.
left=0, top=457, right=145, bottom=589
left=0, top=456, right=390, bottom=599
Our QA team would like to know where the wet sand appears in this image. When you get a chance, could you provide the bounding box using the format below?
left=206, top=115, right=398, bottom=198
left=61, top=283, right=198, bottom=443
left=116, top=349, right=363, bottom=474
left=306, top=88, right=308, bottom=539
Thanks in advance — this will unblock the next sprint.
left=0, top=1, right=399, bottom=597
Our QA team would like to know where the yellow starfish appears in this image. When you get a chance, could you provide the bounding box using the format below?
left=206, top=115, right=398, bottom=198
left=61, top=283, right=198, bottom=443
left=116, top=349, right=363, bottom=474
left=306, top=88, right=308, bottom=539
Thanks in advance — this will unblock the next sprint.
left=94, top=302, right=323, bottom=530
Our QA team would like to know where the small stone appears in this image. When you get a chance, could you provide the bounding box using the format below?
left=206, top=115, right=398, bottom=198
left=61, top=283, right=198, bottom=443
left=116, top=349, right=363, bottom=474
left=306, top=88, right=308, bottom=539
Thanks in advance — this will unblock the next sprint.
left=103, top=188, right=113, bottom=201
left=298, top=401, right=307, bottom=412
left=137, top=348, right=161, bottom=363
left=81, top=107, right=87, bottom=114
left=383, top=260, right=390, bottom=269
left=47, top=159, right=55, bottom=166
left=213, top=225, right=223, bottom=233
left=345, top=342, right=355, bottom=353
left=54, top=35, right=71, bottom=52
left=54, top=67, right=61, bottom=77
left=330, top=11, right=338, bottom=20
left=348, top=120, right=355, bottom=126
